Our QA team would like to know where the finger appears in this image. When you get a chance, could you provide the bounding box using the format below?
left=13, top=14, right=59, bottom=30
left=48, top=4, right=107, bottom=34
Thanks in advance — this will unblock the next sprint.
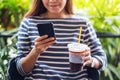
left=84, top=50, right=90, bottom=56
left=84, top=47, right=90, bottom=54
left=35, top=35, right=48, bottom=41
left=86, top=47, right=90, bottom=51
left=40, top=37, right=55, bottom=44
left=83, top=59, right=92, bottom=67
left=38, top=40, right=56, bottom=53
left=83, top=55, right=91, bottom=62
left=44, top=40, right=56, bottom=47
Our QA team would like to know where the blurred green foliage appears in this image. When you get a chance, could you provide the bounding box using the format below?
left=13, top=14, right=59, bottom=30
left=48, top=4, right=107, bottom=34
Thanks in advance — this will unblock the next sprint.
left=0, top=37, right=17, bottom=80
left=0, top=0, right=31, bottom=31
left=74, top=0, right=120, bottom=33
left=0, top=0, right=31, bottom=79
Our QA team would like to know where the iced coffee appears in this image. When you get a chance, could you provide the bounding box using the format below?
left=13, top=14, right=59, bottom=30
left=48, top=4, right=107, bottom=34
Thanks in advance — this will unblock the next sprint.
left=67, top=42, right=88, bottom=71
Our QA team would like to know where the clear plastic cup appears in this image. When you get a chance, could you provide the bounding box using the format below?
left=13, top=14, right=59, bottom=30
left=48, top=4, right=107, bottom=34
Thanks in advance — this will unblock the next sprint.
left=67, top=42, right=88, bottom=71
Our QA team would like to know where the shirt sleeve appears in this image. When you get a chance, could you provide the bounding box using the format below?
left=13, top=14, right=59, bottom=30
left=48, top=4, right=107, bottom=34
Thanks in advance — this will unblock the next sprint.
left=16, top=18, right=31, bottom=76
left=83, top=19, right=107, bottom=70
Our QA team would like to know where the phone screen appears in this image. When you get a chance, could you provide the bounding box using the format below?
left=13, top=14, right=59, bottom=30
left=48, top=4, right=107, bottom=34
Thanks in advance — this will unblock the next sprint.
left=37, top=22, right=56, bottom=39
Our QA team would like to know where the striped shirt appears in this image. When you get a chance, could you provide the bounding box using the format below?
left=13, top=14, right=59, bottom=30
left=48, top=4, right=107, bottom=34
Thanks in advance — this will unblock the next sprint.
left=16, top=16, right=107, bottom=80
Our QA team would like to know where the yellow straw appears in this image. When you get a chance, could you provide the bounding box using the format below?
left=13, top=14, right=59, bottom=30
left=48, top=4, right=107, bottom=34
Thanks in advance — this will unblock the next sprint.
left=78, top=27, right=82, bottom=44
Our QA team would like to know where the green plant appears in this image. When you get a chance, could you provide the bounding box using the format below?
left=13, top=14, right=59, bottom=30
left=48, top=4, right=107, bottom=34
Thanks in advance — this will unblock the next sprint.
left=0, top=0, right=32, bottom=79
left=0, top=0, right=31, bottom=79
left=0, top=0, right=31, bottom=31
left=0, top=35, right=17, bottom=80
left=74, top=0, right=120, bottom=33
left=100, top=38, right=120, bottom=80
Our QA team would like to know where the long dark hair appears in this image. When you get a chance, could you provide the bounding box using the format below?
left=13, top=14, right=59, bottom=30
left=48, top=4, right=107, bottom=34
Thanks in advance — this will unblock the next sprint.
left=24, top=0, right=74, bottom=18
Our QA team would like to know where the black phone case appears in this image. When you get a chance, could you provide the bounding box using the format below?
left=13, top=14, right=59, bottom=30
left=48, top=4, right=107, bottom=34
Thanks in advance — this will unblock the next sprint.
left=37, top=22, right=56, bottom=39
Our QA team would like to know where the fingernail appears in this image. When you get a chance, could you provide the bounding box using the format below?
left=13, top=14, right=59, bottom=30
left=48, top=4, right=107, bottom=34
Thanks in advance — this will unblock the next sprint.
left=44, top=35, right=48, bottom=37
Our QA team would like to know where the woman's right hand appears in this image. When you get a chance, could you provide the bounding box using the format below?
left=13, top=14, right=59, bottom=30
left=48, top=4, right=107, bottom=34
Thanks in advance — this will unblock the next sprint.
left=34, top=35, right=56, bottom=54
left=21, top=35, right=56, bottom=73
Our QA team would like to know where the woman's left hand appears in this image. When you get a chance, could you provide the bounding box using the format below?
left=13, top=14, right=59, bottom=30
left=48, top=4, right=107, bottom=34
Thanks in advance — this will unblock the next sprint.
left=82, top=48, right=101, bottom=69
left=82, top=48, right=93, bottom=67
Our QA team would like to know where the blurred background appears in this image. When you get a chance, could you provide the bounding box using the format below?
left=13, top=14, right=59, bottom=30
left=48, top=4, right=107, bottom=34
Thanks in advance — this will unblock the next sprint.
left=0, top=0, right=120, bottom=80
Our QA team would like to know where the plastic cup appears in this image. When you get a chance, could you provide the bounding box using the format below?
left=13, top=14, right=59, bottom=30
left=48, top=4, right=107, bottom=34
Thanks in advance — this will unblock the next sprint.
left=67, top=42, right=88, bottom=71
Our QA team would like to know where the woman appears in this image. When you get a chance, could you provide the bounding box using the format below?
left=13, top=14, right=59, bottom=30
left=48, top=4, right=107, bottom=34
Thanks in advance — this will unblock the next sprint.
left=15, top=0, right=107, bottom=79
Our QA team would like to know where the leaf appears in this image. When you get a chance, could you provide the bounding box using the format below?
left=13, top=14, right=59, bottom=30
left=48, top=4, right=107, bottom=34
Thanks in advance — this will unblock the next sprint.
left=105, top=66, right=114, bottom=80
left=107, top=64, right=120, bottom=79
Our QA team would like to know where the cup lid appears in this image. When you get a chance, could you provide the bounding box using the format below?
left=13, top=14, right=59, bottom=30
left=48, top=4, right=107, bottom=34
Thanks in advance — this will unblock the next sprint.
left=67, top=42, right=88, bottom=52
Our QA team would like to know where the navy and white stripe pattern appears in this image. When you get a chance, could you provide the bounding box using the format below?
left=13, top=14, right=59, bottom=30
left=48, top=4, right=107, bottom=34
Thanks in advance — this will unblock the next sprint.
left=16, top=16, right=106, bottom=80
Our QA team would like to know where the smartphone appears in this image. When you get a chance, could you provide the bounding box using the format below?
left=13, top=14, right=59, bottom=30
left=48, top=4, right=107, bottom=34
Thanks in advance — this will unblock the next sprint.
left=37, top=22, right=56, bottom=39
